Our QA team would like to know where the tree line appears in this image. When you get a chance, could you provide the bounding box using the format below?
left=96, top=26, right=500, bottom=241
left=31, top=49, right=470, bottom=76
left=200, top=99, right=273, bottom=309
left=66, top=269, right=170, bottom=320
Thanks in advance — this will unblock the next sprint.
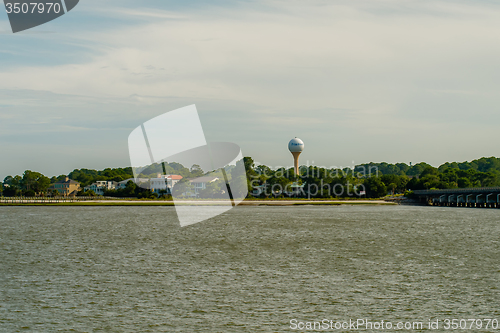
left=244, top=156, right=500, bottom=198
left=2, top=157, right=500, bottom=198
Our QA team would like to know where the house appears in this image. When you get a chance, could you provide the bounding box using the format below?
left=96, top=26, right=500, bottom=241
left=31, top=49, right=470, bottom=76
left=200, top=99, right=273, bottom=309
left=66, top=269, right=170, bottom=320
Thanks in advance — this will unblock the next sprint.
left=252, top=184, right=268, bottom=197
left=190, top=176, right=220, bottom=196
left=48, top=177, right=81, bottom=196
left=84, top=181, right=117, bottom=196
left=115, top=175, right=183, bottom=195
left=149, top=174, right=183, bottom=194
left=116, top=178, right=150, bottom=190
left=286, top=182, right=304, bottom=196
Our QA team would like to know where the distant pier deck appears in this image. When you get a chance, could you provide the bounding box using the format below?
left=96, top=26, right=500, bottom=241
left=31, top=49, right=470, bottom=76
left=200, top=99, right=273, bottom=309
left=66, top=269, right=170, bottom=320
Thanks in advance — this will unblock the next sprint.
left=414, top=187, right=500, bottom=208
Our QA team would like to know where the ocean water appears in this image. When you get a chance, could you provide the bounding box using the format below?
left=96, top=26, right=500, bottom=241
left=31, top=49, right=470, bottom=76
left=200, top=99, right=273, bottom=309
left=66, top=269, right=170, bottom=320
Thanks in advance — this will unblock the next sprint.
left=0, top=206, right=499, bottom=332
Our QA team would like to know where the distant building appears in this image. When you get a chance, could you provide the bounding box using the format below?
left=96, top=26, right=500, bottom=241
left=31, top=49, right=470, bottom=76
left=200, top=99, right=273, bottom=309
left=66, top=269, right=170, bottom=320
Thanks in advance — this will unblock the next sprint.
left=48, top=177, right=80, bottom=196
left=84, top=181, right=117, bottom=196
left=287, top=182, right=304, bottom=196
left=116, top=178, right=149, bottom=190
left=115, top=175, right=183, bottom=195
left=252, top=184, right=268, bottom=197
left=190, top=176, right=219, bottom=196
left=150, top=174, right=183, bottom=194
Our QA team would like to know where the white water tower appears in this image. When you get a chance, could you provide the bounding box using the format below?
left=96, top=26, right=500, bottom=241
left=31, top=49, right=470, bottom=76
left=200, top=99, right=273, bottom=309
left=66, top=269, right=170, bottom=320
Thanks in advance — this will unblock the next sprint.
left=288, top=137, right=304, bottom=176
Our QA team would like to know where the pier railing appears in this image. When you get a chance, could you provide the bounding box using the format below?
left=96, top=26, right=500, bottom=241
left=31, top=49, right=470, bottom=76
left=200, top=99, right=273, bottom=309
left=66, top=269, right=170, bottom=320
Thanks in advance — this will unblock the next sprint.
left=414, top=187, right=500, bottom=196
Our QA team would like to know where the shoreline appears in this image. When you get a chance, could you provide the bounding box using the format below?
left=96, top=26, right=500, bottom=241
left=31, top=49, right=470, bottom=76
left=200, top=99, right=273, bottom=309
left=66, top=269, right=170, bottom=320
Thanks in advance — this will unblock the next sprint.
left=0, top=199, right=398, bottom=207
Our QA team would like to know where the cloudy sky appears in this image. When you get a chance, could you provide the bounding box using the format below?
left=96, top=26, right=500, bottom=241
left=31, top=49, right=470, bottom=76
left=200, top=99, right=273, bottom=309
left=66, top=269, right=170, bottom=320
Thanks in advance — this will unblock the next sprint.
left=1, top=0, right=500, bottom=178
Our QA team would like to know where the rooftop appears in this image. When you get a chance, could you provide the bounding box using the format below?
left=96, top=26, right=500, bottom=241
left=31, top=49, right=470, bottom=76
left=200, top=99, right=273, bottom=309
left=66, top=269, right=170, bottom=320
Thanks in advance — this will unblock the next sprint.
left=190, top=176, right=219, bottom=183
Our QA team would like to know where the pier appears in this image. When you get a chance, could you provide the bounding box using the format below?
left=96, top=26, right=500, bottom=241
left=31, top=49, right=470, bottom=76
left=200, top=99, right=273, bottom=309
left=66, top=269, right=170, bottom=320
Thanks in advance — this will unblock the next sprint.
left=414, top=187, right=500, bottom=208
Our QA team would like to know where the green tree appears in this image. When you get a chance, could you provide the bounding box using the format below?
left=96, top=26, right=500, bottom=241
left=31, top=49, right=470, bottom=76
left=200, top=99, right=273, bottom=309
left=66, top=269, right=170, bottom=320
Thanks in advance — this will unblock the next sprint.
left=3, top=175, right=22, bottom=196
left=190, top=164, right=204, bottom=177
left=23, top=189, right=36, bottom=197
left=457, top=177, right=472, bottom=188
left=172, top=179, right=194, bottom=197
left=124, top=180, right=138, bottom=197
left=364, top=177, right=387, bottom=198
left=79, top=190, right=95, bottom=197
left=22, top=170, right=51, bottom=194
left=227, top=175, right=250, bottom=200
left=199, top=180, right=223, bottom=198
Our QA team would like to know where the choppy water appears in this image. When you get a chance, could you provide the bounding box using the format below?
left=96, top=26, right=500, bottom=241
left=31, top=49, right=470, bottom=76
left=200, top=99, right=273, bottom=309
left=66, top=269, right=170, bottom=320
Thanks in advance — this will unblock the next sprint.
left=0, top=206, right=499, bottom=332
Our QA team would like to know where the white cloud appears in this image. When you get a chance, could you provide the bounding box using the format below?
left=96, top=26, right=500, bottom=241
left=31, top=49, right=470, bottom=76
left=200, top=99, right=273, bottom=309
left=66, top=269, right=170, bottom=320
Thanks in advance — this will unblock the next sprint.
left=1, top=0, right=500, bottom=177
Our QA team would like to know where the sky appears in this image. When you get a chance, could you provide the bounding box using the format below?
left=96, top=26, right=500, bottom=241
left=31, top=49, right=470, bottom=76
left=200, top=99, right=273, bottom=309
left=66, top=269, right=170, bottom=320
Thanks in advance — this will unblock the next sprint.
left=1, top=0, right=500, bottom=179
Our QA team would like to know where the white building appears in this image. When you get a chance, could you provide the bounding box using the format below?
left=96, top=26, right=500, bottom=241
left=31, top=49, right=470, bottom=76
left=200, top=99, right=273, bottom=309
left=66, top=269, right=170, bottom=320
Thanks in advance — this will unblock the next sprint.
left=84, top=181, right=117, bottom=196
left=149, top=174, right=183, bottom=194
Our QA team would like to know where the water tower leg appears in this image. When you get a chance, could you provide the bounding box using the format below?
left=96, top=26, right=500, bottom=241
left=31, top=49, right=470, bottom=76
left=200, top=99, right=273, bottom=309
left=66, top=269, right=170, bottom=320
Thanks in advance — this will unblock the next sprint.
left=292, top=152, right=301, bottom=176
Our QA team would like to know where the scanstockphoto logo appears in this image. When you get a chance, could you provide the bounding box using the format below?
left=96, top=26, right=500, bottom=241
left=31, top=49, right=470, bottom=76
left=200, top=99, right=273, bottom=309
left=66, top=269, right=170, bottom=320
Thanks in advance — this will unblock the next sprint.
left=128, top=105, right=248, bottom=227
left=3, top=0, right=79, bottom=33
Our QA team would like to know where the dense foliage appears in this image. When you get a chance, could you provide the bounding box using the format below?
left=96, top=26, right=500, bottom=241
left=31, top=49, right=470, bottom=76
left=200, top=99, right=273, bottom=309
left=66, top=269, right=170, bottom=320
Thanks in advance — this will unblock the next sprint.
left=244, top=156, right=500, bottom=198
left=2, top=157, right=500, bottom=198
